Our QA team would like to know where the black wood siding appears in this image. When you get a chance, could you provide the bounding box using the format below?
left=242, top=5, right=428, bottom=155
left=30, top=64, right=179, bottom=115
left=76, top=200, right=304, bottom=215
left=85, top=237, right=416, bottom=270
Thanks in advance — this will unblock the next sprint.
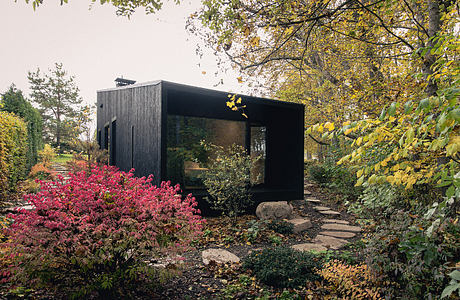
left=97, top=82, right=163, bottom=186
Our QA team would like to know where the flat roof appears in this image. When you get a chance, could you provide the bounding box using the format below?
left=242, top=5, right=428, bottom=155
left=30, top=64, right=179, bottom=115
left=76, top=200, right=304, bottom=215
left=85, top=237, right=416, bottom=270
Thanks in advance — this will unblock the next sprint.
left=97, top=80, right=304, bottom=110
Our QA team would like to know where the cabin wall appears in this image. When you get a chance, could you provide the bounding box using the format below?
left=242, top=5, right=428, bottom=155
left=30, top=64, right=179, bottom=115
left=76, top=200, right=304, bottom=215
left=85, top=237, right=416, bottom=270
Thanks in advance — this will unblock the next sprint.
left=97, top=83, right=163, bottom=185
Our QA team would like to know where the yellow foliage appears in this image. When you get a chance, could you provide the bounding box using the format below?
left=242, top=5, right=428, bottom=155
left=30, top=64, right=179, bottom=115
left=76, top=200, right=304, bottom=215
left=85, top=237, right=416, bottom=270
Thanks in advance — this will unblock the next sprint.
left=319, top=260, right=384, bottom=299
left=38, top=144, right=56, bottom=168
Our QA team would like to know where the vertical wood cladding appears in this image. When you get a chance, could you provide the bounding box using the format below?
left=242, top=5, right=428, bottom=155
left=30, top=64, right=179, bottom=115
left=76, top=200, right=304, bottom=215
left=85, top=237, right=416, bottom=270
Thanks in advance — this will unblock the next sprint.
left=97, top=80, right=304, bottom=202
left=97, top=82, right=162, bottom=186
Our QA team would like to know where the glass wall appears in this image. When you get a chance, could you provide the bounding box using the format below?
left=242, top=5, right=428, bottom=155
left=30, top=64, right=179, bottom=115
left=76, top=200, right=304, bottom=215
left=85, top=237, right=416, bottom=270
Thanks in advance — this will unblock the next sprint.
left=250, top=126, right=266, bottom=185
left=166, top=115, right=246, bottom=188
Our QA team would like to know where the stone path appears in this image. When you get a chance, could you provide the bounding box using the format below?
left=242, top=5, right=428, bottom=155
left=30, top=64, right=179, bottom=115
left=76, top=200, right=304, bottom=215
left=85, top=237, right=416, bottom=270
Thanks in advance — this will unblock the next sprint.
left=200, top=179, right=362, bottom=264
left=1, top=163, right=70, bottom=215
left=290, top=180, right=361, bottom=251
left=52, top=163, right=70, bottom=180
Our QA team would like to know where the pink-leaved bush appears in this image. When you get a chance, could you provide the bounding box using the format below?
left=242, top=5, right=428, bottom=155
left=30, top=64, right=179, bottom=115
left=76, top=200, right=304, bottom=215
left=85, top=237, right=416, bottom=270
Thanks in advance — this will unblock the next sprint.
left=6, top=165, right=203, bottom=298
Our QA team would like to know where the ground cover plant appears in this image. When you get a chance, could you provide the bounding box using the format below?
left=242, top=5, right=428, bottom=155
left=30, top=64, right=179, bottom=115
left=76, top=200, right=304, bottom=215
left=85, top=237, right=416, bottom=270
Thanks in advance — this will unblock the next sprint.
left=243, top=247, right=322, bottom=289
left=5, top=165, right=204, bottom=299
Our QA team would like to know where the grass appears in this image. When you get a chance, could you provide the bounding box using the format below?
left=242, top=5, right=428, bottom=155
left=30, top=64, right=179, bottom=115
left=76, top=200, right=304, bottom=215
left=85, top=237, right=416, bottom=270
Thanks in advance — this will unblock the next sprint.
left=52, top=153, right=73, bottom=164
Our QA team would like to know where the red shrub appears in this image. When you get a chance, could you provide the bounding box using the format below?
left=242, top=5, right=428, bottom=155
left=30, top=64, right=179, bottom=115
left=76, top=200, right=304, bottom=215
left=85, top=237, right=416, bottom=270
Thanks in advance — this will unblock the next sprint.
left=7, top=165, right=203, bottom=298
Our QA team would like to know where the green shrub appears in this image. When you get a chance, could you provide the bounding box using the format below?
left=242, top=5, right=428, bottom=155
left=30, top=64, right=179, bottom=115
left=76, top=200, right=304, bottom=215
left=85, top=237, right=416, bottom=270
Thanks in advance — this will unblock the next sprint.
left=347, top=183, right=400, bottom=217
left=308, top=164, right=332, bottom=184
left=242, top=247, right=322, bottom=288
left=1, top=85, right=43, bottom=170
left=308, top=162, right=360, bottom=200
left=0, top=111, right=27, bottom=204
left=201, top=142, right=259, bottom=219
left=267, top=220, right=294, bottom=235
left=365, top=209, right=460, bottom=299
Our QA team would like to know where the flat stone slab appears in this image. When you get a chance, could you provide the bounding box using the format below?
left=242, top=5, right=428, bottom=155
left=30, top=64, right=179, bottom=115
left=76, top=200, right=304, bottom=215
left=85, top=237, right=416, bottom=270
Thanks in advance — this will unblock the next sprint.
left=305, top=197, right=321, bottom=203
left=202, top=249, right=240, bottom=265
left=286, top=218, right=312, bottom=233
left=313, top=235, right=348, bottom=250
left=323, top=219, right=350, bottom=225
left=256, top=201, right=293, bottom=220
left=320, top=231, right=356, bottom=238
left=291, top=243, right=327, bottom=252
left=304, top=183, right=314, bottom=188
left=314, top=206, right=330, bottom=211
left=319, top=210, right=341, bottom=216
left=304, top=190, right=312, bottom=195
left=321, top=223, right=361, bottom=232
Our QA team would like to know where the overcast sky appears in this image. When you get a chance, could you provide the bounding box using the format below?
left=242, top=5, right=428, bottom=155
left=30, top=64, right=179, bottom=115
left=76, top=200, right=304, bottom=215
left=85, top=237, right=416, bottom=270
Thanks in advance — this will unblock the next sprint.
left=0, top=0, right=243, bottom=108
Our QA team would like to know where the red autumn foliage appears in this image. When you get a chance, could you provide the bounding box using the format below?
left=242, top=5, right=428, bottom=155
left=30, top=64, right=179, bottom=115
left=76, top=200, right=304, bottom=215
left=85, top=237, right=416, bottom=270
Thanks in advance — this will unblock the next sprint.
left=6, top=165, right=203, bottom=297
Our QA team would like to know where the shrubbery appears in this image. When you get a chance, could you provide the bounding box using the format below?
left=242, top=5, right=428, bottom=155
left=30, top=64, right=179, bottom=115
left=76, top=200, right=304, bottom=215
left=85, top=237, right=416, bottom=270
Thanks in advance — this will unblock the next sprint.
left=201, top=142, right=259, bottom=219
left=38, top=144, right=56, bottom=167
left=243, top=247, right=321, bottom=288
left=364, top=209, right=459, bottom=299
left=0, top=111, right=28, bottom=204
left=1, top=85, right=43, bottom=170
left=318, top=260, right=384, bottom=299
left=267, top=220, right=294, bottom=235
left=6, top=166, right=204, bottom=298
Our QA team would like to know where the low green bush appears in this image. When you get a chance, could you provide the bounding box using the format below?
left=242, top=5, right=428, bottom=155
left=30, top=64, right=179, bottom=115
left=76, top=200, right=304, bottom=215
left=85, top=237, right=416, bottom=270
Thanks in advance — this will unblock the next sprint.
left=308, top=164, right=332, bottom=184
left=347, top=183, right=400, bottom=217
left=365, top=209, right=460, bottom=299
left=267, top=220, right=294, bottom=235
left=308, top=162, right=360, bottom=200
left=242, top=247, right=322, bottom=288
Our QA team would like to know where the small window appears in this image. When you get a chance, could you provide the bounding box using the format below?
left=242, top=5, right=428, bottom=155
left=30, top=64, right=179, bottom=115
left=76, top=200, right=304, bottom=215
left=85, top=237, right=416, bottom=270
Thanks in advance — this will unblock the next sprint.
left=97, top=130, right=102, bottom=149
left=131, top=125, right=134, bottom=169
left=104, top=125, right=109, bottom=151
left=110, top=120, right=117, bottom=165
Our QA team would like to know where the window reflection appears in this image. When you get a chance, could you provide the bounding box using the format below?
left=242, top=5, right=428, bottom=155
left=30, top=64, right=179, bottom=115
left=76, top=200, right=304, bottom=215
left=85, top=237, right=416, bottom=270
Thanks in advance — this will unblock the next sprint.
left=166, top=115, right=246, bottom=188
left=250, top=126, right=266, bottom=185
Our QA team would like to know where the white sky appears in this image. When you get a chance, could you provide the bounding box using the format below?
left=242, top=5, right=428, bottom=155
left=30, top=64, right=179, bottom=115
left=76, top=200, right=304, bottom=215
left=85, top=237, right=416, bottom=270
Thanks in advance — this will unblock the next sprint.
left=0, top=0, right=244, bottom=109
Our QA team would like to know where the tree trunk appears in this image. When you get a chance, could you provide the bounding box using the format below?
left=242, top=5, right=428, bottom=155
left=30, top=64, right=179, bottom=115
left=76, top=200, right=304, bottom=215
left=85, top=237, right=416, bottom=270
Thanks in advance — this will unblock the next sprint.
left=422, top=0, right=441, bottom=97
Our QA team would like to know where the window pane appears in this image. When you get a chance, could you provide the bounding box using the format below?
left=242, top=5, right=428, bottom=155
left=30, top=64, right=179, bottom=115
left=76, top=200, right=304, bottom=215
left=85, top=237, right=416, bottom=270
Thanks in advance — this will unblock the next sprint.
left=250, top=126, right=266, bottom=185
left=166, top=115, right=246, bottom=188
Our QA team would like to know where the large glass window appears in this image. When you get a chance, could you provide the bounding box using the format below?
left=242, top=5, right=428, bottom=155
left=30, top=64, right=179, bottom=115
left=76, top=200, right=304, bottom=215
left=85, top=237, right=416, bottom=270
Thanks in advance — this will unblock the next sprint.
left=166, top=115, right=246, bottom=188
left=250, top=126, right=266, bottom=185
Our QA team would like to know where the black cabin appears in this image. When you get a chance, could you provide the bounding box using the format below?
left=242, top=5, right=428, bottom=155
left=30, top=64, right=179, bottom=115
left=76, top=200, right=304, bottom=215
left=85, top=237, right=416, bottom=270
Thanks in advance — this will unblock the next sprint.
left=97, top=80, right=304, bottom=212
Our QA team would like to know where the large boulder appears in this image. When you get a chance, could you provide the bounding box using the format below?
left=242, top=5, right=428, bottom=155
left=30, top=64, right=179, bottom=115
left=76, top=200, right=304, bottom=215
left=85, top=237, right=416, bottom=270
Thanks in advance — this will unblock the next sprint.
left=202, top=249, right=240, bottom=265
left=255, top=201, right=293, bottom=220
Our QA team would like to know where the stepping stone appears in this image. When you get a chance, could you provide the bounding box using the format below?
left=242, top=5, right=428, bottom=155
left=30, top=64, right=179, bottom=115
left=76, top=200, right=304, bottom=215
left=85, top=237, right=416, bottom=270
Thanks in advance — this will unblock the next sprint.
left=313, top=234, right=348, bottom=250
left=320, top=231, right=356, bottom=238
left=202, top=249, right=240, bottom=265
left=286, top=218, right=312, bottom=233
left=256, top=201, right=293, bottom=220
left=304, top=183, right=314, bottom=188
left=305, top=197, right=321, bottom=203
left=319, top=210, right=341, bottom=216
left=291, top=243, right=327, bottom=252
left=304, top=190, right=312, bottom=196
left=314, top=206, right=330, bottom=211
left=321, top=223, right=361, bottom=232
left=323, top=219, right=350, bottom=225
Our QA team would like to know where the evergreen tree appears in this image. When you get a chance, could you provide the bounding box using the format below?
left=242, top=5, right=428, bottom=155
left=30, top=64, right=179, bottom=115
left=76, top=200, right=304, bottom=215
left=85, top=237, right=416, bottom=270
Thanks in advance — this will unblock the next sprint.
left=28, top=63, right=83, bottom=153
